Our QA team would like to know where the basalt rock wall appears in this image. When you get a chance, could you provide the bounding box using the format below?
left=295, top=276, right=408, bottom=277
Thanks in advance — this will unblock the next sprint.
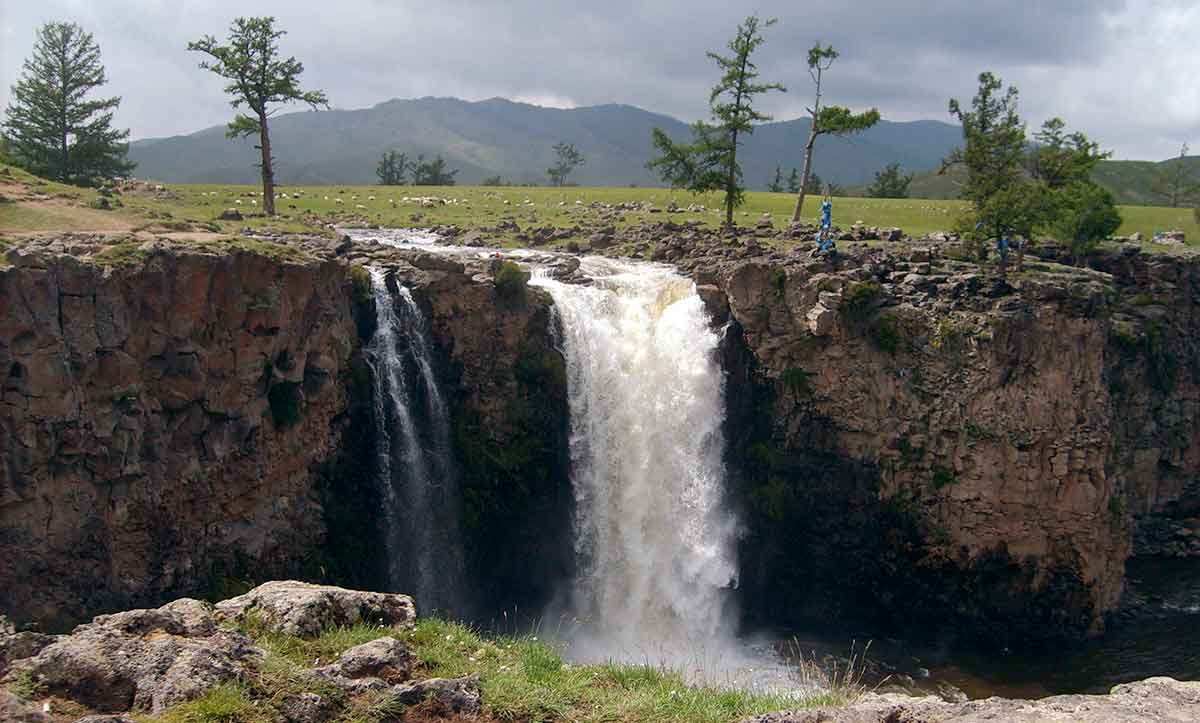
left=0, top=243, right=359, bottom=628
left=696, top=240, right=1200, bottom=647
left=0, top=238, right=571, bottom=629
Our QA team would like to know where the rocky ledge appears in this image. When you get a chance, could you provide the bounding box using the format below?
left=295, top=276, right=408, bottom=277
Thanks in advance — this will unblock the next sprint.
left=746, top=677, right=1200, bottom=723
left=0, top=581, right=482, bottom=722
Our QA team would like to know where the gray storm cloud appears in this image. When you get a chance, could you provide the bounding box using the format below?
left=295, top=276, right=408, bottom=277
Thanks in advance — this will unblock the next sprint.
left=1, top=0, right=1196, bottom=159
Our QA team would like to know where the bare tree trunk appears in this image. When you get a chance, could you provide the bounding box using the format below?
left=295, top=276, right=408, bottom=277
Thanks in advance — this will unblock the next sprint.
left=791, top=129, right=818, bottom=223
left=725, top=129, right=739, bottom=227
left=259, top=114, right=275, bottom=216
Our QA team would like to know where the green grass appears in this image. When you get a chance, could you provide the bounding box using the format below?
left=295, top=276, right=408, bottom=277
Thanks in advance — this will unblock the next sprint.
left=139, top=616, right=848, bottom=723
left=402, top=618, right=831, bottom=723
left=142, top=683, right=270, bottom=723
left=5, top=159, right=1192, bottom=253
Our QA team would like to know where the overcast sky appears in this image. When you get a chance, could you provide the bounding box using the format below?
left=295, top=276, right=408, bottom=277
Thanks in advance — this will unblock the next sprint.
left=1, top=0, right=1196, bottom=160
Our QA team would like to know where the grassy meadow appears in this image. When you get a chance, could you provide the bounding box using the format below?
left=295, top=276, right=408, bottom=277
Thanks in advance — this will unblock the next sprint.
left=2, top=162, right=1197, bottom=248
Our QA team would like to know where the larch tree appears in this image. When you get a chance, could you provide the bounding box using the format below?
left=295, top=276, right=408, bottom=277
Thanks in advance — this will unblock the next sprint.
left=867, top=162, right=913, bottom=198
left=1151, top=143, right=1199, bottom=208
left=189, top=17, right=328, bottom=215
left=376, top=150, right=409, bottom=185
left=767, top=165, right=784, bottom=192
left=648, top=15, right=785, bottom=226
left=789, top=44, right=880, bottom=222
left=945, top=72, right=1050, bottom=270
left=547, top=142, right=585, bottom=186
left=2, top=21, right=134, bottom=185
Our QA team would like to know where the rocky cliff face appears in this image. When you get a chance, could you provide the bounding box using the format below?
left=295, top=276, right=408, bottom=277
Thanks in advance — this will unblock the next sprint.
left=0, top=238, right=360, bottom=628
left=684, top=237, right=1200, bottom=647
left=0, top=236, right=570, bottom=629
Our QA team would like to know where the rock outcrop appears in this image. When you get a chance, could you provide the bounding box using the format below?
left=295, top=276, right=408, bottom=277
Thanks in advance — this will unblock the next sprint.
left=745, top=677, right=1200, bottom=722
left=0, top=582, right=482, bottom=721
left=214, top=580, right=416, bottom=637
left=688, top=239, right=1200, bottom=646
left=2, top=597, right=260, bottom=713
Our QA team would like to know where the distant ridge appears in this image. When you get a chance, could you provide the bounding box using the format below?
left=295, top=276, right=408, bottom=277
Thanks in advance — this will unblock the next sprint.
left=128, top=96, right=962, bottom=188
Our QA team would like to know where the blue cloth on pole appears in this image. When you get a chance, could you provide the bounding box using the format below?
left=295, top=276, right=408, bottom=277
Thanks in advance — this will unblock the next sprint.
left=820, top=199, right=833, bottom=229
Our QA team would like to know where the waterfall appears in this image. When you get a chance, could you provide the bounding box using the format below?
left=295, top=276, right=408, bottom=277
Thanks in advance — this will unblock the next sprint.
left=365, top=267, right=464, bottom=615
left=531, top=257, right=739, bottom=664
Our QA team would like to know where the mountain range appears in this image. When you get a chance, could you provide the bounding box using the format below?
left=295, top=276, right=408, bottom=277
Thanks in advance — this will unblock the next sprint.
left=127, top=96, right=963, bottom=189
left=128, top=96, right=1196, bottom=205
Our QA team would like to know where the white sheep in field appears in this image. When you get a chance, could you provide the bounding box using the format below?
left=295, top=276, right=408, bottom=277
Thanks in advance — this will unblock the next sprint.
left=235, top=199, right=243, bottom=205
left=356, top=204, right=366, bottom=209
left=335, top=198, right=344, bottom=204
left=250, top=199, right=257, bottom=205
left=368, top=195, right=376, bottom=201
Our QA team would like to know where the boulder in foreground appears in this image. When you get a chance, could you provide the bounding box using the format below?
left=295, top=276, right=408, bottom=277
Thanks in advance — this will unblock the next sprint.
left=744, top=676, right=1200, bottom=723
left=214, top=580, right=417, bottom=638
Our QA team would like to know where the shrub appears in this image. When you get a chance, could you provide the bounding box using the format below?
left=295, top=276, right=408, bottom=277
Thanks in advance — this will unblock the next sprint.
left=841, top=282, right=882, bottom=324
left=780, top=367, right=813, bottom=397
left=494, top=260, right=530, bottom=301
left=869, top=315, right=901, bottom=355
left=348, top=264, right=373, bottom=305
left=931, top=466, right=958, bottom=489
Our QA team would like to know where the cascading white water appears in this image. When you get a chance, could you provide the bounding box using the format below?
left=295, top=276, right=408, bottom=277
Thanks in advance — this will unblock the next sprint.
left=531, top=257, right=739, bottom=664
left=365, top=267, right=464, bottom=614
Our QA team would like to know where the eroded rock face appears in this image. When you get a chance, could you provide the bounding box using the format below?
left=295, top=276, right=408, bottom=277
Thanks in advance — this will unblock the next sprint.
left=2, top=598, right=260, bottom=713
left=700, top=243, right=1200, bottom=645
left=745, top=676, right=1200, bottom=722
left=0, top=243, right=358, bottom=628
left=215, top=581, right=416, bottom=638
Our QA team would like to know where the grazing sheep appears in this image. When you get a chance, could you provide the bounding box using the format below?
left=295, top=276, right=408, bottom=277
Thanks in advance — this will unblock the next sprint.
left=335, top=198, right=344, bottom=204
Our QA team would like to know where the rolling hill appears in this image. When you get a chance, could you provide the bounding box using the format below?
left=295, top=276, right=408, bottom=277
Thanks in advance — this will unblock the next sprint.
left=127, top=96, right=962, bottom=189
left=877, top=155, right=1200, bottom=206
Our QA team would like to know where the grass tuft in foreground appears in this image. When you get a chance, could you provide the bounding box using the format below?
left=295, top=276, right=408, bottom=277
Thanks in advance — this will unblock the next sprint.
left=138, top=616, right=860, bottom=723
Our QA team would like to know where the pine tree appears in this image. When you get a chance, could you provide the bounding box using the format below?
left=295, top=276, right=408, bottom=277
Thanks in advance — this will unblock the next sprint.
left=945, top=72, right=1050, bottom=269
left=547, top=142, right=585, bottom=186
left=786, top=167, right=801, bottom=193
left=867, top=163, right=913, bottom=198
left=1151, top=144, right=1200, bottom=208
left=412, top=155, right=458, bottom=186
left=376, top=150, right=409, bottom=185
left=2, top=21, right=134, bottom=185
left=648, top=15, right=785, bottom=226
left=804, top=172, right=824, bottom=195
left=767, top=165, right=784, bottom=192
left=189, top=17, right=328, bottom=215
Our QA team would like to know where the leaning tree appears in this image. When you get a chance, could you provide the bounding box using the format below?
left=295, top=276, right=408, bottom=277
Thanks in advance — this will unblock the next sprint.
left=789, top=44, right=879, bottom=222
left=3, top=21, right=134, bottom=185
left=189, top=17, right=327, bottom=215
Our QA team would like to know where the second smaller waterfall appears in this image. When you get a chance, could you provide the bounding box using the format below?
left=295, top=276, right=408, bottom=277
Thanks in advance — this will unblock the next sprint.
left=365, top=268, right=465, bottom=615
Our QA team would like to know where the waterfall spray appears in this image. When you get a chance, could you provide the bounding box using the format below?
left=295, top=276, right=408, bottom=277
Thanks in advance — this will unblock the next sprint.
left=532, top=257, right=738, bottom=663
